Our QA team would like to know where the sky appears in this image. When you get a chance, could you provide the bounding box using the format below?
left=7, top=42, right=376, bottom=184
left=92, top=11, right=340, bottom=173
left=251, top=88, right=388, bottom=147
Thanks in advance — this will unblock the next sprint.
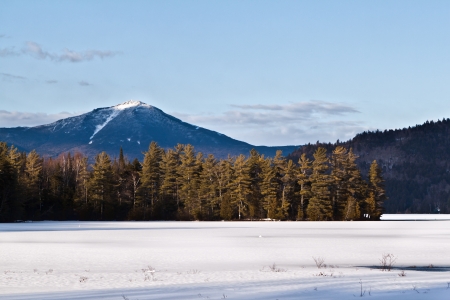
left=1, top=0, right=450, bottom=146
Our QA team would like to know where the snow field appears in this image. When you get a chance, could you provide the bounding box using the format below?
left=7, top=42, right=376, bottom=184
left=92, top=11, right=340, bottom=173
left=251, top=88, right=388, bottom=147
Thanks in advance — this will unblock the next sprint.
left=1, top=220, right=450, bottom=299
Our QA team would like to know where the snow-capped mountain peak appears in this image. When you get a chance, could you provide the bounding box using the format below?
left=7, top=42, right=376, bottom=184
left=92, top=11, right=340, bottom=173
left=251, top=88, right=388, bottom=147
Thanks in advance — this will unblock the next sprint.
left=113, top=100, right=149, bottom=110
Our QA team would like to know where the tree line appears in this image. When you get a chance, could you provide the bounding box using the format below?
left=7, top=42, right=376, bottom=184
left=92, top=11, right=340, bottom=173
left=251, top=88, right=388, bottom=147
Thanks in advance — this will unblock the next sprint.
left=0, top=141, right=386, bottom=222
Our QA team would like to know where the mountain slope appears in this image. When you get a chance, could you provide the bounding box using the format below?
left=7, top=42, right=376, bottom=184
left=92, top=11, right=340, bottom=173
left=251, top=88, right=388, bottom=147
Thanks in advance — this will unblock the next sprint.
left=288, top=118, right=450, bottom=214
left=0, top=100, right=298, bottom=159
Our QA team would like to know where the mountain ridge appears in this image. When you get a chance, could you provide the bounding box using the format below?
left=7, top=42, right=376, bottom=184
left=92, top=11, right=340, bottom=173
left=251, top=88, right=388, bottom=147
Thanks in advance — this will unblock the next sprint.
left=0, top=100, right=298, bottom=159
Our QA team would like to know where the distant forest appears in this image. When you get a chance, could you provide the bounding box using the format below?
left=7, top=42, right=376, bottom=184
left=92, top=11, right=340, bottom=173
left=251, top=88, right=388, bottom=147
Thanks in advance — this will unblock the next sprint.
left=289, top=118, right=450, bottom=214
left=0, top=141, right=386, bottom=222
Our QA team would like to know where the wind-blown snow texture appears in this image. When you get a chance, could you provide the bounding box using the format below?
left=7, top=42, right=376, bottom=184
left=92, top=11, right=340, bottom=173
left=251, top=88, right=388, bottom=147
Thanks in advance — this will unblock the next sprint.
left=0, top=100, right=298, bottom=160
left=1, top=218, right=450, bottom=299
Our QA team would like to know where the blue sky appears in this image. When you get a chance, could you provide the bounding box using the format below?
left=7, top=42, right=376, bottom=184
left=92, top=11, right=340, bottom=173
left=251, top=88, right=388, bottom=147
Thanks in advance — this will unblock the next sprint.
left=1, top=0, right=449, bottom=146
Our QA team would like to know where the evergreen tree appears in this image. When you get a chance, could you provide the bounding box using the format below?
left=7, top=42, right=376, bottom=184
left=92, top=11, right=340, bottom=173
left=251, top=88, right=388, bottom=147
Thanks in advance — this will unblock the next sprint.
left=199, top=154, right=219, bottom=220
left=160, top=149, right=181, bottom=218
left=0, top=143, right=18, bottom=222
left=247, top=149, right=263, bottom=219
left=366, top=160, right=387, bottom=220
left=178, top=144, right=202, bottom=219
left=24, top=150, right=43, bottom=219
left=307, top=147, right=331, bottom=220
left=330, top=146, right=348, bottom=220
left=217, top=157, right=234, bottom=220
left=297, top=154, right=312, bottom=220
left=138, top=142, right=163, bottom=219
left=260, top=158, right=279, bottom=219
left=279, top=159, right=297, bottom=219
left=89, top=152, right=114, bottom=220
left=230, top=154, right=251, bottom=219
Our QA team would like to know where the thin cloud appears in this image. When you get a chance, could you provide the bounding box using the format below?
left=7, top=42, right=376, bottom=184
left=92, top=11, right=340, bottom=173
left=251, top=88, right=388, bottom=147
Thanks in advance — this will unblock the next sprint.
left=79, top=81, right=91, bottom=86
left=46, top=80, right=58, bottom=84
left=0, top=110, right=82, bottom=127
left=23, top=41, right=121, bottom=62
left=172, top=100, right=365, bottom=145
left=231, top=100, right=359, bottom=116
left=0, top=47, right=20, bottom=57
left=0, top=73, right=26, bottom=80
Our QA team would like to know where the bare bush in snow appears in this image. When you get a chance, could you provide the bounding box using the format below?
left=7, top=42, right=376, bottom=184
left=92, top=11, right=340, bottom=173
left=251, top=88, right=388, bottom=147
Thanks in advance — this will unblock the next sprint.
left=379, top=253, right=396, bottom=271
left=312, top=256, right=326, bottom=269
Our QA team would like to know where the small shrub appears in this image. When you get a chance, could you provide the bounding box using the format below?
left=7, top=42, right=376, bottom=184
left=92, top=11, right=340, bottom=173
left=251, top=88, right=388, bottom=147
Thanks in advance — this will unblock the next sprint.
left=268, top=263, right=287, bottom=272
left=312, top=256, right=326, bottom=269
left=398, top=270, right=406, bottom=277
left=379, top=253, right=396, bottom=271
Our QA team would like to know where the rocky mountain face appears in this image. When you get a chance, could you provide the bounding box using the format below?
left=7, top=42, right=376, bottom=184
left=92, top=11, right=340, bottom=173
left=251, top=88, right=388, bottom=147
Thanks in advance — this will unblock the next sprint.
left=288, top=118, right=450, bottom=214
left=0, top=100, right=298, bottom=160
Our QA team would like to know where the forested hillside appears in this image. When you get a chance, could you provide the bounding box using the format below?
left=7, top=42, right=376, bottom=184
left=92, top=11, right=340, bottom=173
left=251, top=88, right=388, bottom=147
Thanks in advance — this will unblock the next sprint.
left=288, top=118, right=450, bottom=214
left=0, top=141, right=385, bottom=222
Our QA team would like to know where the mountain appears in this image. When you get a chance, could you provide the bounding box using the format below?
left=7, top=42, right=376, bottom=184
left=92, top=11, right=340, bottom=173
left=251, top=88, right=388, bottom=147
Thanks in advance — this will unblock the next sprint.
left=288, top=118, right=450, bottom=214
left=0, top=100, right=298, bottom=160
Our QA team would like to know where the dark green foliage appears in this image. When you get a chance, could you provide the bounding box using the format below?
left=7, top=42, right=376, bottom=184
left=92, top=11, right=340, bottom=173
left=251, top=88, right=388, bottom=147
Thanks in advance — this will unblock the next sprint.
left=0, top=141, right=383, bottom=222
left=289, top=118, right=450, bottom=214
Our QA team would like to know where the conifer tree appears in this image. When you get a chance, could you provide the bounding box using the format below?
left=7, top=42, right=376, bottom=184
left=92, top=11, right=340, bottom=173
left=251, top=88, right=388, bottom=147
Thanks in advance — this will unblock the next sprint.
left=199, top=154, right=219, bottom=220
left=0, top=143, right=18, bottom=222
left=247, top=149, right=263, bottom=219
left=307, top=147, right=331, bottom=220
left=260, top=158, right=279, bottom=219
left=279, top=159, right=297, bottom=220
left=330, top=146, right=348, bottom=220
left=217, top=157, right=234, bottom=220
left=89, top=151, right=114, bottom=220
left=297, top=154, right=312, bottom=220
left=178, top=144, right=202, bottom=219
left=24, top=150, right=43, bottom=219
left=366, top=160, right=386, bottom=220
left=160, top=149, right=180, bottom=212
left=342, top=149, right=365, bottom=220
left=138, top=142, right=163, bottom=218
left=230, top=154, right=251, bottom=219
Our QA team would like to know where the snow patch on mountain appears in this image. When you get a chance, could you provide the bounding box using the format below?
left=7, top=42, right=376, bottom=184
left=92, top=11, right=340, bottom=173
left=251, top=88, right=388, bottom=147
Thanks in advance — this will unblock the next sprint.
left=90, top=109, right=121, bottom=140
left=113, top=100, right=145, bottom=110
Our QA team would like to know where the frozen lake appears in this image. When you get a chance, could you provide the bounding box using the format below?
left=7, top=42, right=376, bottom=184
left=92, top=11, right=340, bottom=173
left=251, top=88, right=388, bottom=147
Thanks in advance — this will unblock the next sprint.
left=1, top=219, right=450, bottom=299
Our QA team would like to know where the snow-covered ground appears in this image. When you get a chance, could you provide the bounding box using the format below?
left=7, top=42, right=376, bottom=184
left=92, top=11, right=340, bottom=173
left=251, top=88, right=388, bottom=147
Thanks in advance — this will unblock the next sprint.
left=1, top=219, right=450, bottom=299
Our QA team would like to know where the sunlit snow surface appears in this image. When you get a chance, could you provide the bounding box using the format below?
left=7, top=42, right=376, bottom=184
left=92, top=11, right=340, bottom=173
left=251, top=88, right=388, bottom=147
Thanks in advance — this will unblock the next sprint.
left=1, top=219, right=450, bottom=299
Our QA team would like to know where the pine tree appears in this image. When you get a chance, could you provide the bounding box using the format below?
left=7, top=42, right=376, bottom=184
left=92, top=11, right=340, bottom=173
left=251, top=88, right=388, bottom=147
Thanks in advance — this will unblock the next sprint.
left=0, top=143, right=18, bottom=222
left=307, top=147, right=331, bottom=220
left=178, top=144, right=202, bottom=219
left=217, top=157, right=234, bottom=220
left=160, top=149, right=180, bottom=212
left=366, top=160, right=386, bottom=220
left=230, top=154, right=251, bottom=220
left=260, top=158, right=278, bottom=219
left=279, top=159, right=297, bottom=220
left=24, top=150, right=43, bottom=219
left=199, top=154, right=219, bottom=220
left=297, top=154, right=312, bottom=220
left=343, top=149, right=365, bottom=220
left=138, top=142, right=163, bottom=219
left=247, top=149, right=263, bottom=219
left=89, top=152, right=114, bottom=220
left=330, top=146, right=348, bottom=220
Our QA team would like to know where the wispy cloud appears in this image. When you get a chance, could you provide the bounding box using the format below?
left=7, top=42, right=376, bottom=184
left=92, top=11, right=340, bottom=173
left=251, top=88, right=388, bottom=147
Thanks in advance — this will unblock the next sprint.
left=46, top=80, right=58, bottom=84
left=0, top=110, right=82, bottom=127
left=0, top=72, right=26, bottom=80
left=22, top=41, right=120, bottom=62
left=0, top=47, right=20, bottom=57
left=79, top=80, right=91, bottom=86
left=172, top=100, right=366, bottom=145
